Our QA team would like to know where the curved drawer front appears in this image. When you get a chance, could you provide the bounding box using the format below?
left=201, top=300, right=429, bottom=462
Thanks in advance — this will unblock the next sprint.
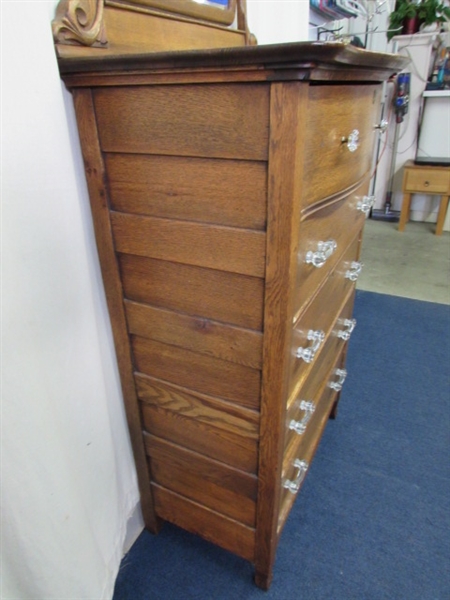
left=288, top=232, right=361, bottom=398
left=302, top=84, right=381, bottom=207
left=278, top=349, right=347, bottom=531
left=285, top=290, right=355, bottom=452
left=294, top=181, right=370, bottom=320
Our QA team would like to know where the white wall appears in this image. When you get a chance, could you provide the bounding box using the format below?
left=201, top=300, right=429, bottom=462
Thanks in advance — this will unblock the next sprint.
left=2, top=2, right=141, bottom=598
left=247, top=0, right=310, bottom=44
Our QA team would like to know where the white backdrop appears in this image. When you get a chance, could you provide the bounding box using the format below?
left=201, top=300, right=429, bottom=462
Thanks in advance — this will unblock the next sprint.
left=1, top=2, right=141, bottom=598
left=1, top=2, right=309, bottom=599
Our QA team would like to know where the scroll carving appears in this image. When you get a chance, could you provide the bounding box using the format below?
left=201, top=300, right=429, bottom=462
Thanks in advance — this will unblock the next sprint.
left=52, top=0, right=108, bottom=47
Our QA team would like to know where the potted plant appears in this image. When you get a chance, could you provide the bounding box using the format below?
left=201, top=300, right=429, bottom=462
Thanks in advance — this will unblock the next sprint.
left=387, top=0, right=450, bottom=41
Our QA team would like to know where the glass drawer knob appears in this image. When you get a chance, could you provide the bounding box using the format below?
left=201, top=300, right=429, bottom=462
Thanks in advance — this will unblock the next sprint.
left=345, top=261, right=363, bottom=282
left=296, top=330, right=325, bottom=363
left=357, top=195, right=375, bottom=216
left=342, top=129, right=360, bottom=152
left=283, top=459, right=309, bottom=494
left=305, top=239, right=337, bottom=268
left=328, top=368, right=347, bottom=392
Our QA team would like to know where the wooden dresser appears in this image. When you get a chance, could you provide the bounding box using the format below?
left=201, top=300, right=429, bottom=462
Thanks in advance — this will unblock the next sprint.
left=54, top=1, right=407, bottom=589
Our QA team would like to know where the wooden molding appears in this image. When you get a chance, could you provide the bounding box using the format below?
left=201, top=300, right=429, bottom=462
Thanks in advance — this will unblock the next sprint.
left=52, top=0, right=108, bottom=47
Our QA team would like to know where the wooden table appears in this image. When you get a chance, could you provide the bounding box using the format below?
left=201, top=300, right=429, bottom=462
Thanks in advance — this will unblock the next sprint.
left=399, top=160, right=450, bottom=235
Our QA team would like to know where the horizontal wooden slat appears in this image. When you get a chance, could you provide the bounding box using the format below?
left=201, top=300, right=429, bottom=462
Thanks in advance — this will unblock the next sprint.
left=119, top=254, right=264, bottom=331
left=137, top=373, right=259, bottom=437
left=133, top=336, right=261, bottom=409
left=152, top=484, right=256, bottom=562
left=125, top=300, right=263, bottom=369
left=93, top=84, right=270, bottom=160
left=145, top=434, right=257, bottom=527
left=105, top=154, right=267, bottom=230
left=141, top=402, right=258, bottom=473
left=112, top=212, right=266, bottom=277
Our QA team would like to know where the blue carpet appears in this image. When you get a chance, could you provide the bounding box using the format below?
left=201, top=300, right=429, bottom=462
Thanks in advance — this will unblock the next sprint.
left=113, top=291, right=450, bottom=599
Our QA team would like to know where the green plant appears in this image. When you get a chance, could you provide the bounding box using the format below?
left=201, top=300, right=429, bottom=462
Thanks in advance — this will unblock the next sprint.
left=387, top=0, right=450, bottom=41
left=418, top=0, right=450, bottom=24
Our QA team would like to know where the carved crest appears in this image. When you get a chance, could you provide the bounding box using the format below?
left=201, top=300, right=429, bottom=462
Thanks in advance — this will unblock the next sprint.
left=52, top=0, right=108, bottom=47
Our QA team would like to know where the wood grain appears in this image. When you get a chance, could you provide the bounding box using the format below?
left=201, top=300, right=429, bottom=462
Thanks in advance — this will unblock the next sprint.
left=294, top=180, right=368, bottom=319
left=119, top=254, right=264, bottom=331
left=111, top=211, right=266, bottom=277
left=140, top=396, right=258, bottom=473
left=71, top=88, right=160, bottom=532
left=254, top=81, right=309, bottom=589
left=302, top=84, right=381, bottom=206
left=145, top=434, right=257, bottom=526
left=105, top=153, right=267, bottom=230
left=125, top=300, right=263, bottom=369
left=152, top=484, right=256, bottom=562
left=93, top=84, right=270, bottom=160
left=133, top=336, right=261, bottom=409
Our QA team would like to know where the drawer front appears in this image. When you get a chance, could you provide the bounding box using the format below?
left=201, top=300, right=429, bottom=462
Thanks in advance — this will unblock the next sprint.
left=288, top=233, right=361, bottom=398
left=294, top=182, right=369, bottom=321
left=278, top=350, right=347, bottom=530
left=285, top=290, right=355, bottom=452
left=404, top=167, right=450, bottom=194
left=302, top=84, right=381, bottom=207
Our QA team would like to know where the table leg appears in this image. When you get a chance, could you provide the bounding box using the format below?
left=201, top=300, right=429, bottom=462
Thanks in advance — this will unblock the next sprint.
left=398, top=192, right=412, bottom=232
left=435, top=195, right=449, bottom=236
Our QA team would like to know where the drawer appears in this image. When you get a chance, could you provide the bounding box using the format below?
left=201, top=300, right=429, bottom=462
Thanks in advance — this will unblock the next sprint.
left=404, top=167, right=450, bottom=194
left=278, top=350, right=347, bottom=531
left=302, top=84, right=381, bottom=207
left=285, top=290, right=355, bottom=452
left=294, top=182, right=369, bottom=320
left=288, top=233, right=361, bottom=398
left=144, top=433, right=257, bottom=528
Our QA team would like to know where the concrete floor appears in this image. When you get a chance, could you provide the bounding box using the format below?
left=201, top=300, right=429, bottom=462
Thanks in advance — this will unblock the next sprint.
left=357, top=219, right=450, bottom=305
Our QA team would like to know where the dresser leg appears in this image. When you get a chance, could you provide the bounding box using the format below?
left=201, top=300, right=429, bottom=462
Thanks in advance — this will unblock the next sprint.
left=435, top=195, right=449, bottom=236
left=254, top=568, right=273, bottom=590
left=398, top=192, right=411, bottom=232
left=329, top=397, right=340, bottom=420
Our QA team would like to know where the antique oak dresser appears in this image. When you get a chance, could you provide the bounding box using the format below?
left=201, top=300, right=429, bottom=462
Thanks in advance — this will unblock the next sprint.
left=53, top=0, right=407, bottom=589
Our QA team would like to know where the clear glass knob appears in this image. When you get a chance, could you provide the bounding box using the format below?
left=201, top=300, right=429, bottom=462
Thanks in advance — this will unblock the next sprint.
left=342, top=129, right=360, bottom=152
left=305, top=240, right=337, bottom=268
left=356, top=195, right=375, bottom=216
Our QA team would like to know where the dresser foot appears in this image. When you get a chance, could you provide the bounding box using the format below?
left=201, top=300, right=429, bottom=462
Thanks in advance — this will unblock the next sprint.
left=254, top=569, right=273, bottom=590
left=329, top=399, right=339, bottom=420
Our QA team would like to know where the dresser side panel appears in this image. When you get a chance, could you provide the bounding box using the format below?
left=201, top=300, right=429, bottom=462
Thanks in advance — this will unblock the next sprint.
left=71, top=88, right=160, bottom=531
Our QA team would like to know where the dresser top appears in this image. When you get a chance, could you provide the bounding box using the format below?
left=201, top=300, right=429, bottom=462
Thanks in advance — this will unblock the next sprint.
left=59, top=41, right=409, bottom=84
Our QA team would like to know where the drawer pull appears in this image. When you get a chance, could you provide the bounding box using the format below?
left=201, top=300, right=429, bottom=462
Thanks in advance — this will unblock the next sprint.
left=305, top=239, right=337, bottom=268
left=341, top=129, right=360, bottom=153
left=424, top=181, right=430, bottom=187
left=336, top=318, right=357, bottom=341
left=289, top=400, right=316, bottom=435
left=328, top=368, right=347, bottom=392
left=283, top=459, right=309, bottom=494
left=296, top=330, right=325, bottom=363
left=356, top=195, right=375, bottom=216
left=345, top=261, right=363, bottom=282
left=374, top=119, right=389, bottom=134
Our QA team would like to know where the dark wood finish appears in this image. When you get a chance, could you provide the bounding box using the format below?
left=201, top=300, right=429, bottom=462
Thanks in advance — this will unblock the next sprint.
left=57, top=20, right=408, bottom=587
